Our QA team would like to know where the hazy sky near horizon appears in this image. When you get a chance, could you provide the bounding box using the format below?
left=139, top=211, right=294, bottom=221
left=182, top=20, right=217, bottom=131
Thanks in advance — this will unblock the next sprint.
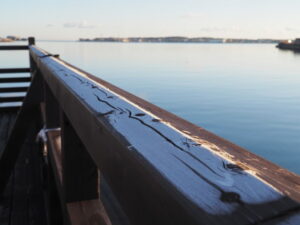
left=1, top=0, right=300, bottom=40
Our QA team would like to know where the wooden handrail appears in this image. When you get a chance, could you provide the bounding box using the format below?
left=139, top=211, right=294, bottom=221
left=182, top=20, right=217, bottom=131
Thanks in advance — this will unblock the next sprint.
left=0, top=86, right=28, bottom=93
left=0, top=77, right=31, bottom=83
left=0, top=96, right=24, bottom=102
left=0, top=45, right=29, bottom=50
left=28, top=45, right=300, bottom=225
left=0, top=68, right=30, bottom=74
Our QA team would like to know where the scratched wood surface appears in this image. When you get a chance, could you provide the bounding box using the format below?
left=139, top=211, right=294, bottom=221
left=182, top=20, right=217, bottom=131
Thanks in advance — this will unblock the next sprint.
left=30, top=46, right=300, bottom=225
left=0, top=112, right=46, bottom=225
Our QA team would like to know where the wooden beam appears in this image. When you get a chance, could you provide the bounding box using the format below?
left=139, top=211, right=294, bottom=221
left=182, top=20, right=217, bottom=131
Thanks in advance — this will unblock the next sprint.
left=0, top=73, right=43, bottom=194
left=0, top=68, right=30, bottom=74
left=67, top=200, right=112, bottom=225
left=46, top=130, right=69, bottom=225
left=28, top=37, right=36, bottom=75
left=0, top=96, right=24, bottom=102
left=0, top=87, right=28, bottom=93
left=47, top=130, right=112, bottom=225
left=61, top=112, right=99, bottom=203
left=0, top=102, right=22, bottom=112
left=30, top=46, right=300, bottom=225
left=0, top=77, right=31, bottom=83
left=41, top=85, right=65, bottom=225
left=0, top=45, right=28, bottom=50
left=44, top=82, right=60, bottom=128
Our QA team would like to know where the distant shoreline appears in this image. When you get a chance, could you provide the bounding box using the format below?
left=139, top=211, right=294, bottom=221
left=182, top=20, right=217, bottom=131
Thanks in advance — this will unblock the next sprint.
left=0, top=38, right=14, bottom=43
left=79, top=37, right=282, bottom=44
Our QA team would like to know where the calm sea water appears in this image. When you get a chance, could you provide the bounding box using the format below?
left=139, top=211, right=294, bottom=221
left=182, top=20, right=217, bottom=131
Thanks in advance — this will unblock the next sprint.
left=1, top=41, right=300, bottom=174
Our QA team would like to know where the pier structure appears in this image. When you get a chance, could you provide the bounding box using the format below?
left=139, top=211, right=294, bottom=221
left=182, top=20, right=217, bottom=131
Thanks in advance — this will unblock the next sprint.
left=0, top=38, right=300, bottom=225
left=277, top=38, right=300, bottom=51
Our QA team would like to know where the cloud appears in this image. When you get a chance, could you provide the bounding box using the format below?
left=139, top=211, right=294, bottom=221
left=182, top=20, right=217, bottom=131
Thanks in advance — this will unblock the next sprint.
left=63, top=21, right=97, bottom=29
left=285, top=27, right=300, bottom=32
left=180, top=12, right=204, bottom=19
left=46, top=24, right=54, bottom=27
left=198, top=26, right=242, bottom=33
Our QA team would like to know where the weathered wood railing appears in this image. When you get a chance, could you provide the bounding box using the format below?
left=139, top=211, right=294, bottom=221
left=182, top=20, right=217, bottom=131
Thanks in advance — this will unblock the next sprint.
left=0, top=38, right=34, bottom=111
left=1, top=38, right=300, bottom=224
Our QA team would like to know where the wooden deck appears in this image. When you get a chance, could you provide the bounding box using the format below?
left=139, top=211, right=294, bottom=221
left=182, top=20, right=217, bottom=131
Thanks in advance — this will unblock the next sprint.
left=0, top=113, right=131, bottom=225
left=0, top=112, right=47, bottom=225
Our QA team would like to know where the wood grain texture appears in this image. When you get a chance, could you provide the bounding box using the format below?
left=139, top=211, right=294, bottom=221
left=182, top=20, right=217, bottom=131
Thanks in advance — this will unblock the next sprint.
left=0, top=68, right=30, bottom=74
left=30, top=46, right=300, bottom=225
left=46, top=130, right=70, bottom=225
left=0, top=46, right=28, bottom=50
left=0, top=112, right=16, bottom=225
left=61, top=112, right=99, bottom=203
left=0, top=86, right=28, bottom=93
left=0, top=73, right=43, bottom=194
left=262, top=210, right=300, bottom=225
left=0, top=96, right=24, bottom=103
left=0, top=77, right=31, bottom=83
left=67, top=200, right=112, bottom=225
left=60, top=49, right=300, bottom=204
left=0, top=113, right=46, bottom=225
left=47, top=130, right=112, bottom=225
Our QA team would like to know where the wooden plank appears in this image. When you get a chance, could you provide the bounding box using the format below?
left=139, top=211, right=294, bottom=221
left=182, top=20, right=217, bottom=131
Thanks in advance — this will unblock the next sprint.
left=0, top=68, right=30, bottom=74
left=10, top=135, right=31, bottom=225
left=41, top=85, right=64, bottom=224
left=0, top=77, right=31, bottom=83
left=61, top=112, right=99, bottom=203
left=0, top=114, right=11, bottom=153
left=47, top=130, right=112, bottom=225
left=0, top=113, right=17, bottom=224
left=10, top=122, right=47, bottom=225
left=0, top=96, right=24, bottom=102
left=0, top=73, right=43, bottom=194
left=30, top=46, right=300, bottom=225
left=47, top=131, right=63, bottom=184
left=100, top=176, right=132, bottom=225
left=26, top=130, right=48, bottom=225
left=46, top=130, right=68, bottom=225
left=67, top=200, right=112, bottom=225
left=0, top=104, right=21, bottom=113
left=0, top=170, right=14, bottom=225
left=44, top=82, right=60, bottom=128
left=61, top=53, right=300, bottom=203
left=262, top=210, right=300, bottom=225
left=0, top=86, right=28, bottom=93
left=0, top=45, right=28, bottom=50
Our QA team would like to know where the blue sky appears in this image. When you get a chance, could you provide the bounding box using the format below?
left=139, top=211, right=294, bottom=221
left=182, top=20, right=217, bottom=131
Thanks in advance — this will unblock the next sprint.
left=1, top=0, right=300, bottom=40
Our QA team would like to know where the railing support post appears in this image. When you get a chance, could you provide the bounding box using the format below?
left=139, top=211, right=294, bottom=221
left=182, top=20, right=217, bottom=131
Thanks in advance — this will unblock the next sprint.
left=28, top=37, right=36, bottom=76
left=43, top=82, right=64, bottom=225
left=28, top=37, right=35, bottom=45
left=61, top=113, right=99, bottom=203
left=44, top=83, right=60, bottom=128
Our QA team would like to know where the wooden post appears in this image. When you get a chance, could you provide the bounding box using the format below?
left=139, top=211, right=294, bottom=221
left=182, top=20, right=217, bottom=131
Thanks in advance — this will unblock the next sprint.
left=44, top=83, right=60, bottom=128
left=61, top=113, right=99, bottom=203
left=28, top=37, right=36, bottom=76
left=43, top=83, right=64, bottom=225
left=28, top=37, right=35, bottom=45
